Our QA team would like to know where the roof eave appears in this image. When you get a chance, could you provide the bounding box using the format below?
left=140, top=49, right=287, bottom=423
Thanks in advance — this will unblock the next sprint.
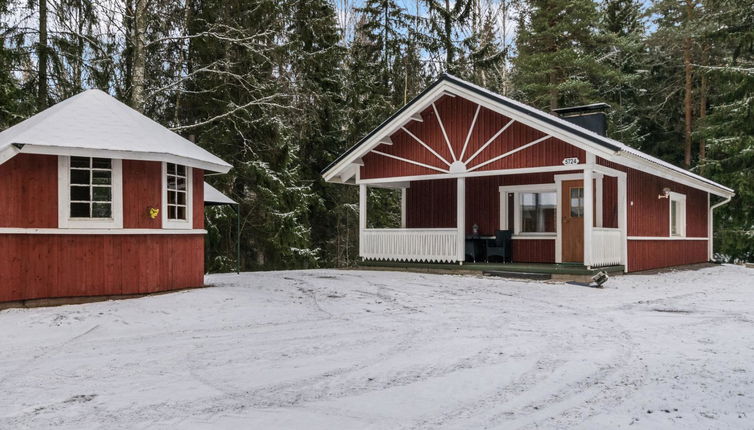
left=17, top=144, right=232, bottom=173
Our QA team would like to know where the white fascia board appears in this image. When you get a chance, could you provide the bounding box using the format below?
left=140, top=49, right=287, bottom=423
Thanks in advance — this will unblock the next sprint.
left=0, top=145, right=21, bottom=166
left=19, top=144, right=231, bottom=173
left=356, top=164, right=582, bottom=185
left=613, top=151, right=734, bottom=197
left=323, top=85, right=449, bottom=182
left=441, top=82, right=618, bottom=160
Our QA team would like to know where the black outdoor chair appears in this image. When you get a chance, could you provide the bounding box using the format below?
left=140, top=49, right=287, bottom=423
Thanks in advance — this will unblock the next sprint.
left=486, top=230, right=512, bottom=263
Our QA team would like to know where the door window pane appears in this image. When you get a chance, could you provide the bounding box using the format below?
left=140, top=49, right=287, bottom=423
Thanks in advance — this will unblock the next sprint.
left=570, top=187, right=584, bottom=217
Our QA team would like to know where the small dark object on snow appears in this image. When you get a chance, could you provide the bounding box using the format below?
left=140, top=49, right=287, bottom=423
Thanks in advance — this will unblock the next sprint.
left=592, top=271, right=609, bottom=288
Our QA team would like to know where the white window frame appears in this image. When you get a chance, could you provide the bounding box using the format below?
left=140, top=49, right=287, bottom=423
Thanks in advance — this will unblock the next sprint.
left=162, top=162, right=193, bottom=229
left=58, top=155, right=123, bottom=229
left=499, top=183, right=557, bottom=239
left=669, top=191, right=687, bottom=237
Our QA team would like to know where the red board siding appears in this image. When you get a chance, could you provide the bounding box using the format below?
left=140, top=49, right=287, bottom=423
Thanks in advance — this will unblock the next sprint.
left=598, top=158, right=708, bottom=238
left=628, top=240, right=708, bottom=272
left=602, top=175, right=618, bottom=228
left=512, top=239, right=555, bottom=263
left=360, top=94, right=585, bottom=180
left=0, top=154, right=58, bottom=228
left=123, top=160, right=162, bottom=229
left=405, top=179, right=457, bottom=228
left=193, top=168, right=204, bottom=229
left=0, top=234, right=205, bottom=302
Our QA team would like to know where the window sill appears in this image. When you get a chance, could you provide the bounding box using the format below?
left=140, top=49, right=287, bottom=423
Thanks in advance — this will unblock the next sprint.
left=513, top=234, right=556, bottom=240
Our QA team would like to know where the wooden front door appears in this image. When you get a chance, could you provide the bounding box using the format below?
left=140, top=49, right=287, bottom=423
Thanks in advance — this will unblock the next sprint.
left=561, top=180, right=584, bottom=263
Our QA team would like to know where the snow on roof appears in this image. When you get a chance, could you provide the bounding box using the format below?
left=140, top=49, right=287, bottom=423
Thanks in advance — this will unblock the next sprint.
left=204, top=182, right=237, bottom=205
left=0, top=89, right=231, bottom=173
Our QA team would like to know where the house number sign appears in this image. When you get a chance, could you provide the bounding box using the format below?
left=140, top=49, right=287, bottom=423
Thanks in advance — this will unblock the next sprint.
left=562, top=157, right=580, bottom=165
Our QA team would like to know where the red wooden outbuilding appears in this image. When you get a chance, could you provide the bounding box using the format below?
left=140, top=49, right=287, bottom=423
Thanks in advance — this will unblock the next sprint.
left=322, top=74, right=734, bottom=272
left=0, top=90, right=231, bottom=303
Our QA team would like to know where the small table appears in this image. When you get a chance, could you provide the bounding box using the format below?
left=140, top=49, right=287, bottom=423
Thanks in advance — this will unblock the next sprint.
left=465, top=235, right=494, bottom=262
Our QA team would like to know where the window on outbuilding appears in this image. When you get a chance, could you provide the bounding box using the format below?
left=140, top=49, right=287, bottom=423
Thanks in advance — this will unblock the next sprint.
left=69, top=156, right=113, bottom=218
left=166, top=163, right=188, bottom=220
left=162, top=162, right=193, bottom=229
left=58, top=155, right=123, bottom=228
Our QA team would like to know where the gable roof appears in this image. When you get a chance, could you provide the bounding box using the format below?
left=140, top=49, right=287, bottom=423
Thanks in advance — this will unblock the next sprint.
left=0, top=89, right=231, bottom=173
left=323, top=74, right=733, bottom=197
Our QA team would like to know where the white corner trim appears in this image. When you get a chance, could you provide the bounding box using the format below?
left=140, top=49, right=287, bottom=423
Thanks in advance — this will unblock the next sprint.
left=58, top=156, right=124, bottom=229
left=0, top=228, right=207, bottom=235
left=162, top=162, right=194, bottom=230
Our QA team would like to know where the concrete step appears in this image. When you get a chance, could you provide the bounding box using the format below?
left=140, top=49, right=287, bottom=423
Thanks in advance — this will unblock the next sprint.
left=482, top=270, right=551, bottom=281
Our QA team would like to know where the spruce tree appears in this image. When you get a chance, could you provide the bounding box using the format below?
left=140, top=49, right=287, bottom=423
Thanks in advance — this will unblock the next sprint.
left=512, top=0, right=602, bottom=110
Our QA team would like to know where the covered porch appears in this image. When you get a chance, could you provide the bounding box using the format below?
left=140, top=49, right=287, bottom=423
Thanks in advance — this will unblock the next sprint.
left=358, top=161, right=627, bottom=270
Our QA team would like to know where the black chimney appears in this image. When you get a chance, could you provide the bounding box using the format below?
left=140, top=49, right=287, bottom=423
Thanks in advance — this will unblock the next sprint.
left=552, top=103, right=610, bottom=136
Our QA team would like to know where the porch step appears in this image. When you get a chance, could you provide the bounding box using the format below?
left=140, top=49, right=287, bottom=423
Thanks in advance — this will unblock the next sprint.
left=482, top=270, right=551, bottom=281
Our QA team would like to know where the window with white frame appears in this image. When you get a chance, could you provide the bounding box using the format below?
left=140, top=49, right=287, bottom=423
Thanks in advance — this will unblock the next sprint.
left=58, top=156, right=123, bottom=228
left=520, top=192, right=557, bottom=233
left=166, top=163, right=188, bottom=220
left=669, top=192, right=686, bottom=237
left=162, top=162, right=192, bottom=228
left=69, top=157, right=113, bottom=218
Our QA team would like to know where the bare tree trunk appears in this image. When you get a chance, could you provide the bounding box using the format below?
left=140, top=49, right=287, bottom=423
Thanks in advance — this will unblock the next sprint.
left=37, top=0, right=48, bottom=110
left=445, top=0, right=453, bottom=71
left=698, top=44, right=709, bottom=165
left=549, top=70, right=558, bottom=111
left=682, top=0, right=694, bottom=168
left=131, top=0, right=148, bottom=111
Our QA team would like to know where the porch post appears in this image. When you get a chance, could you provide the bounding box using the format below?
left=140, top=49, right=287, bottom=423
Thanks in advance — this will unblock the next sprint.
left=359, top=184, right=367, bottom=257
left=456, top=177, right=465, bottom=263
left=618, top=174, right=628, bottom=271
left=583, top=154, right=595, bottom=268
left=400, top=187, right=407, bottom=228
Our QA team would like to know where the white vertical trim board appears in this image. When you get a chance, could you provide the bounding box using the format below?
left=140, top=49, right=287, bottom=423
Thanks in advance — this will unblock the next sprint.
left=359, top=184, right=367, bottom=257
left=456, top=177, right=466, bottom=262
left=401, top=188, right=407, bottom=228
left=583, top=155, right=595, bottom=267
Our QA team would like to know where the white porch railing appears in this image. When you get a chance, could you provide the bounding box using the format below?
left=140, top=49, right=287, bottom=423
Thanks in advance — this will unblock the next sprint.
left=361, top=228, right=459, bottom=263
left=591, top=228, right=622, bottom=267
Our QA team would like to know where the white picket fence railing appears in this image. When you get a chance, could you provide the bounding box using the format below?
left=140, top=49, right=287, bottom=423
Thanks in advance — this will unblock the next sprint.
left=591, top=228, right=622, bottom=267
left=361, top=228, right=459, bottom=263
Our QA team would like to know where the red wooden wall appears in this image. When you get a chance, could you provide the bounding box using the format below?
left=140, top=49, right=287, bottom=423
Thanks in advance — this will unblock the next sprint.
left=628, top=240, right=708, bottom=272
left=360, top=95, right=585, bottom=180
left=598, top=158, right=710, bottom=271
left=0, top=234, right=205, bottom=302
left=0, top=154, right=58, bottom=228
left=512, top=240, right=555, bottom=263
left=0, top=155, right=209, bottom=302
left=193, top=168, right=205, bottom=229
left=123, top=160, right=163, bottom=229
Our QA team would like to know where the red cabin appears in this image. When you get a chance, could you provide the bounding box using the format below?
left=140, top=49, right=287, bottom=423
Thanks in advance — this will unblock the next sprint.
left=0, top=90, right=231, bottom=303
left=323, top=74, right=734, bottom=273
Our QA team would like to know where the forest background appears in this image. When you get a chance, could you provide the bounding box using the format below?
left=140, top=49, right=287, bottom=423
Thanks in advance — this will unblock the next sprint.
left=1, top=0, right=751, bottom=270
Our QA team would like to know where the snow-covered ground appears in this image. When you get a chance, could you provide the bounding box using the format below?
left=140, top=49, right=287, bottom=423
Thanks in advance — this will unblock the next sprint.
left=1, top=265, right=753, bottom=429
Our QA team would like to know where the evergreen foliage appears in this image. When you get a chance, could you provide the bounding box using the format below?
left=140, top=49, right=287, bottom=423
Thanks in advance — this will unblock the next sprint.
left=0, top=0, right=751, bottom=265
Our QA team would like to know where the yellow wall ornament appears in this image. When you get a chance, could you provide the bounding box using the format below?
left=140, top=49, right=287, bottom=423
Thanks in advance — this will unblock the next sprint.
left=149, top=208, right=160, bottom=219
